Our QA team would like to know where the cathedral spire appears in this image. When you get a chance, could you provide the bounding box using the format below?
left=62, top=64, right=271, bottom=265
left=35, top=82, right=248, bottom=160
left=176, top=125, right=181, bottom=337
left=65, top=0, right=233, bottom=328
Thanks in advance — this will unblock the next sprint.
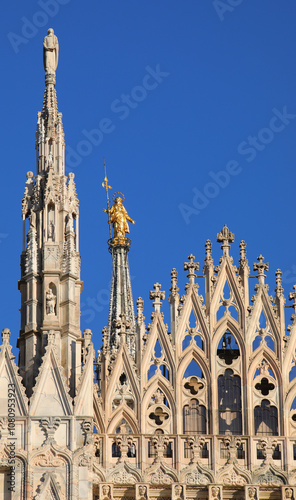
left=36, top=28, right=64, bottom=176
left=103, top=179, right=136, bottom=359
left=18, top=30, right=83, bottom=397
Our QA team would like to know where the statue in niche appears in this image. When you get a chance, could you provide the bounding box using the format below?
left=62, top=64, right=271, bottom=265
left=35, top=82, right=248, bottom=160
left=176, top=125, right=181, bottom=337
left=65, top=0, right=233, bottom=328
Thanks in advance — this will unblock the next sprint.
left=211, top=487, right=220, bottom=500
left=285, top=489, right=294, bottom=500
left=248, top=487, right=256, bottom=500
left=104, top=193, right=135, bottom=244
left=48, top=220, right=55, bottom=241
left=29, top=211, right=36, bottom=229
left=46, top=288, right=56, bottom=315
left=101, top=485, right=111, bottom=500
left=66, top=212, right=73, bottom=232
left=174, top=485, right=183, bottom=500
left=138, top=486, right=147, bottom=500
left=43, top=28, right=59, bottom=74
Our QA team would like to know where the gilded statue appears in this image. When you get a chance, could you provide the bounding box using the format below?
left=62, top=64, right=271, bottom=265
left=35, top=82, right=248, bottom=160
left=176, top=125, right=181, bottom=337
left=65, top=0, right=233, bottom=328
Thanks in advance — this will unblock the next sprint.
left=104, top=194, right=135, bottom=244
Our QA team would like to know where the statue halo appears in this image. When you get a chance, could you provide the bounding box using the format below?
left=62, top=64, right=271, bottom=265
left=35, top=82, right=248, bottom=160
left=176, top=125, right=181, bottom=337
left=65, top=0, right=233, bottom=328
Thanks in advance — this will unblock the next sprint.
left=112, top=192, right=125, bottom=202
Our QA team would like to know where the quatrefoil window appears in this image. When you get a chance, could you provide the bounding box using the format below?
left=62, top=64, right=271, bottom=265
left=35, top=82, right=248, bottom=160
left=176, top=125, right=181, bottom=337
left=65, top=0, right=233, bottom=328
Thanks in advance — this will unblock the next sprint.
left=149, top=406, right=169, bottom=425
left=184, top=376, right=204, bottom=395
left=255, top=377, right=275, bottom=396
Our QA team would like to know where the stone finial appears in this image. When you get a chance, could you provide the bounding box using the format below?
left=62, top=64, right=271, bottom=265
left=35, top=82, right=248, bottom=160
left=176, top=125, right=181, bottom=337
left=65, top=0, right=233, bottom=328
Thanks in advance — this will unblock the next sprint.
left=136, top=297, right=145, bottom=325
left=43, top=28, right=59, bottom=86
left=239, top=240, right=247, bottom=258
left=149, top=433, right=169, bottom=463
left=275, top=269, right=284, bottom=297
left=170, top=268, right=179, bottom=296
left=114, top=424, right=136, bottom=463
left=1, top=328, right=11, bottom=344
left=40, top=416, right=61, bottom=445
left=289, top=285, right=296, bottom=314
left=258, top=437, right=277, bottom=465
left=253, top=255, right=269, bottom=285
left=222, top=435, right=241, bottom=464
left=184, top=255, right=199, bottom=284
left=186, top=435, right=205, bottom=463
left=204, top=239, right=213, bottom=262
left=217, top=224, right=234, bottom=257
left=150, top=283, right=165, bottom=312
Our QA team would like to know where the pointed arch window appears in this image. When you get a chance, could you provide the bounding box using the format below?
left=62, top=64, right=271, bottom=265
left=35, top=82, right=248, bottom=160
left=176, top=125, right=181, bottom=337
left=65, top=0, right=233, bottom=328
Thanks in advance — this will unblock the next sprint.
left=183, top=398, right=206, bottom=434
left=254, top=399, right=278, bottom=436
left=218, top=369, right=242, bottom=435
left=217, top=332, right=240, bottom=365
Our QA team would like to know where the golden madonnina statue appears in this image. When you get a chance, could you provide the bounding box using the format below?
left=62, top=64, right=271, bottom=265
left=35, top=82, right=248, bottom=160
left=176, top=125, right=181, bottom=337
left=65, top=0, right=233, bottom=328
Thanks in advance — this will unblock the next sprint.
left=104, top=193, right=135, bottom=244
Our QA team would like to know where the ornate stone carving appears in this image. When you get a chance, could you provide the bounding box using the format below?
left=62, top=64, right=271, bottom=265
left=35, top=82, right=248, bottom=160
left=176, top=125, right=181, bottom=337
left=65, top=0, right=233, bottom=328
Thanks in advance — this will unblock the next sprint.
left=245, top=486, right=259, bottom=500
left=209, top=485, right=222, bottom=500
left=32, top=448, right=66, bottom=467
left=99, top=484, right=113, bottom=500
left=136, top=484, right=149, bottom=500
left=172, top=483, right=185, bottom=500
left=40, top=416, right=61, bottom=444
left=107, top=462, right=141, bottom=484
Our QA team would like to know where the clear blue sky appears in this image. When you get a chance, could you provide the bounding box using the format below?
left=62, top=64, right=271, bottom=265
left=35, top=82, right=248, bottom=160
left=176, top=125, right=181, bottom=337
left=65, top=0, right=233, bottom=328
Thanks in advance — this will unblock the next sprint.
left=1, top=1, right=296, bottom=354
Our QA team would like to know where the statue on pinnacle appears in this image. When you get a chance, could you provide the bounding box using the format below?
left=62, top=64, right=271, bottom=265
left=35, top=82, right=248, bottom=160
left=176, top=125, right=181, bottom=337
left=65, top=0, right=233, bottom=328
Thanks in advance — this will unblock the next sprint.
left=102, top=162, right=135, bottom=245
left=104, top=193, right=135, bottom=245
left=43, top=28, right=59, bottom=84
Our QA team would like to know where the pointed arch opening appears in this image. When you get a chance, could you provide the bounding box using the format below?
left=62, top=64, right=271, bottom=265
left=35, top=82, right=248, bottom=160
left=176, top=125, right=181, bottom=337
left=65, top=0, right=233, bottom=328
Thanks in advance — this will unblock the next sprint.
left=218, top=368, right=242, bottom=435
left=183, top=359, right=203, bottom=379
left=217, top=331, right=240, bottom=365
left=254, top=399, right=278, bottom=436
left=183, top=398, right=206, bottom=434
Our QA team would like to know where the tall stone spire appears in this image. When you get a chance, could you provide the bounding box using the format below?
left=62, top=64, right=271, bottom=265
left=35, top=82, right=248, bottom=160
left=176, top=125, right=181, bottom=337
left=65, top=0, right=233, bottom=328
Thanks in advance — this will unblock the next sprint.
left=108, top=240, right=136, bottom=357
left=103, top=190, right=136, bottom=359
left=18, top=29, right=83, bottom=397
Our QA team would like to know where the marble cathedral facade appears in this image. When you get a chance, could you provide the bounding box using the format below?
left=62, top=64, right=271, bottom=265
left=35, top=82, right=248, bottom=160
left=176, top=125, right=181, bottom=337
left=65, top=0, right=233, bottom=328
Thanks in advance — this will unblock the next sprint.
left=1, top=29, right=296, bottom=500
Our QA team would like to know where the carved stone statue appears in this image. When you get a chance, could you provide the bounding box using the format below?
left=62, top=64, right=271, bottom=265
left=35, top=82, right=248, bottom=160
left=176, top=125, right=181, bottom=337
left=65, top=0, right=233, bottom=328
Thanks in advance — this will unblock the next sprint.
left=248, top=487, right=256, bottom=500
left=46, top=288, right=56, bottom=315
left=102, top=485, right=111, bottom=500
left=174, top=484, right=183, bottom=499
left=211, top=487, right=220, bottom=500
left=48, top=220, right=55, bottom=241
left=43, top=28, right=59, bottom=74
left=104, top=195, right=135, bottom=244
left=285, top=489, right=294, bottom=499
left=138, top=485, right=147, bottom=499
left=29, top=211, right=36, bottom=229
left=66, top=213, right=73, bottom=232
